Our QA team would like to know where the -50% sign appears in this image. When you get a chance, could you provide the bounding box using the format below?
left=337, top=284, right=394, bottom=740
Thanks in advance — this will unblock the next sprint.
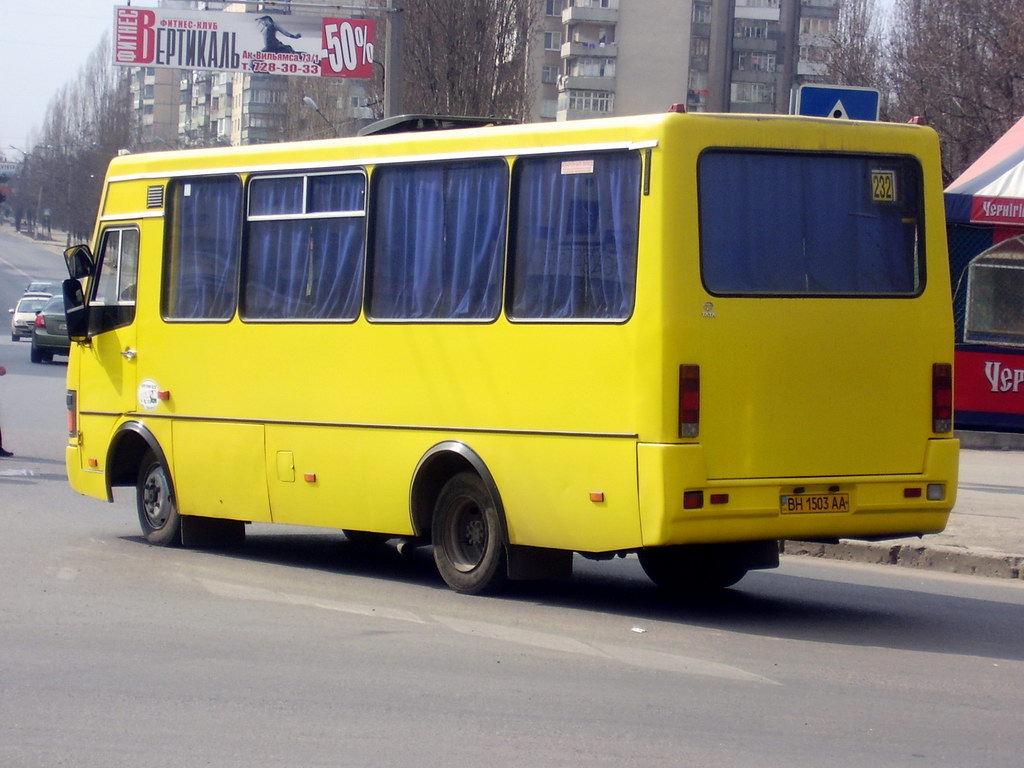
left=321, top=18, right=375, bottom=78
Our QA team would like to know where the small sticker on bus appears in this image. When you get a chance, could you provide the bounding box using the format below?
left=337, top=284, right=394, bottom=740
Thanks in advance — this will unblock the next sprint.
left=561, top=159, right=595, bottom=175
left=871, top=170, right=896, bottom=203
left=138, top=379, right=160, bottom=411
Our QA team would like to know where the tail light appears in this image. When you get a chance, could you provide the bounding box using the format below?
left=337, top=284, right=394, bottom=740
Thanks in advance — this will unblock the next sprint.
left=679, top=364, right=700, bottom=438
left=66, top=390, right=78, bottom=438
left=35, top=312, right=46, bottom=328
left=932, top=363, right=953, bottom=433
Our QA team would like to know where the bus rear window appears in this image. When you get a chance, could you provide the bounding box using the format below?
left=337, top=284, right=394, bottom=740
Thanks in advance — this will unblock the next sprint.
left=698, top=151, right=924, bottom=296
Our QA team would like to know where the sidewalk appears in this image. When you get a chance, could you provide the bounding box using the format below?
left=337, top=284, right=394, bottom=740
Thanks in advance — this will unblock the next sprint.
left=4, top=223, right=73, bottom=256
left=785, top=436, right=1024, bottom=581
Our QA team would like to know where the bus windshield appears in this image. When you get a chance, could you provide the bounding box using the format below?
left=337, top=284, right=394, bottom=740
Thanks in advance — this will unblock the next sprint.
left=698, top=151, right=923, bottom=296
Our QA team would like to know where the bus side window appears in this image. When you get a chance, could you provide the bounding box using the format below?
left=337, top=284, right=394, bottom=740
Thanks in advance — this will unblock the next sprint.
left=509, top=151, right=641, bottom=321
left=164, top=177, right=242, bottom=321
left=90, top=226, right=139, bottom=332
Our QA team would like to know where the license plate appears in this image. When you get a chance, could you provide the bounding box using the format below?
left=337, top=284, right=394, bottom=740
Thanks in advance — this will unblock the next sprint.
left=780, top=493, right=850, bottom=513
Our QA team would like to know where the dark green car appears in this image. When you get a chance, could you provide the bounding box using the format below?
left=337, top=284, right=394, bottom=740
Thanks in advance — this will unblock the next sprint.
left=30, top=295, right=70, bottom=363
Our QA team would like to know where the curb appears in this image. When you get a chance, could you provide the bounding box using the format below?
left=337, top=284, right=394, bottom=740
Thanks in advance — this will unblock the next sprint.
left=957, top=430, right=1024, bottom=452
left=784, top=539, right=1024, bottom=580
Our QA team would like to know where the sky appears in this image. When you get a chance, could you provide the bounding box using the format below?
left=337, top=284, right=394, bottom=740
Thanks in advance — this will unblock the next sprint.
left=1, top=0, right=119, bottom=156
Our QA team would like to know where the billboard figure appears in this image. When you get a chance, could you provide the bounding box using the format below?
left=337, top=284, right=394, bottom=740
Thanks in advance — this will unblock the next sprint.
left=256, top=15, right=301, bottom=54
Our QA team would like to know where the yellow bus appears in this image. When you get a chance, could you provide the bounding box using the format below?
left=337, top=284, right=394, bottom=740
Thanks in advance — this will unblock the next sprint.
left=61, top=109, right=959, bottom=594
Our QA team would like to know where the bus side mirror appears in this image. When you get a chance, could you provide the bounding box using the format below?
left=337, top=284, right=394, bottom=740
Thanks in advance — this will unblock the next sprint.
left=64, top=244, right=95, bottom=280
left=63, top=278, right=91, bottom=342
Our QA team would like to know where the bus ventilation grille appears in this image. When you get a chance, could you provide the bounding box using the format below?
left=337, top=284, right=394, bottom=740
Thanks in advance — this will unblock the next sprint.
left=147, top=186, right=165, bottom=209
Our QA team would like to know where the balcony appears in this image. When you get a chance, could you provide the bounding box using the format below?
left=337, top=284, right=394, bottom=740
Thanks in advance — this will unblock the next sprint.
left=560, top=74, right=616, bottom=92
left=561, top=40, right=618, bottom=59
left=797, top=60, right=827, bottom=76
left=562, top=3, right=618, bottom=25
left=557, top=89, right=614, bottom=121
left=556, top=106, right=612, bottom=121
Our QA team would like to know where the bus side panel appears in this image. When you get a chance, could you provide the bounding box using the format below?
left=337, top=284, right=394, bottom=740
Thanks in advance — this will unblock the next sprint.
left=476, top=433, right=642, bottom=552
left=263, top=426, right=642, bottom=553
left=171, top=421, right=272, bottom=523
left=263, top=424, right=417, bottom=534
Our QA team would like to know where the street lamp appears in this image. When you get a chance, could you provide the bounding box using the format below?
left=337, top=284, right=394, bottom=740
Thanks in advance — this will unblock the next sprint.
left=302, top=96, right=338, bottom=136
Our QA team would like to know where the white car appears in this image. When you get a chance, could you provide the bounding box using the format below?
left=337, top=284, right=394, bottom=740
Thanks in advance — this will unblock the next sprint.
left=9, top=293, right=51, bottom=341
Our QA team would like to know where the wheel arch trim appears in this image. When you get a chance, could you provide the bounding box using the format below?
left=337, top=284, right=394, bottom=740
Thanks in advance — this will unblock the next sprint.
left=104, top=420, right=171, bottom=502
left=409, top=440, right=507, bottom=542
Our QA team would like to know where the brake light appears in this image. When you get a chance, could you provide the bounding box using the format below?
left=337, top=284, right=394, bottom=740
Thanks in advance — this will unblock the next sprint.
left=35, top=313, right=46, bottom=328
left=932, top=363, right=953, bottom=433
left=683, top=490, right=704, bottom=509
left=66, top=390, right=78, bottom=438
left=679, top=364, right=700, bottom=438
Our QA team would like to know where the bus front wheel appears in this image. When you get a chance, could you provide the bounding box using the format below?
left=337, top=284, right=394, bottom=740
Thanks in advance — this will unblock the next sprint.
left=136, top=452, right=182, bottom=547
left=432, top=472, right=508, bottom=595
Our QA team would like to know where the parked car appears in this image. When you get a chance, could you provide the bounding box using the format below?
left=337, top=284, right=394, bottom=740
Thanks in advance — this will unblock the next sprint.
left=25, top=280, right=59, bottom=295
left=30, top=294, right=70, bottom=363
left=8, top=293, right=51, bottom=341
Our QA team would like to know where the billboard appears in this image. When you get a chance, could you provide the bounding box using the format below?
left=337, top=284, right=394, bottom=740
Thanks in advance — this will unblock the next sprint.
left=114, top=6, right=374, bottom=79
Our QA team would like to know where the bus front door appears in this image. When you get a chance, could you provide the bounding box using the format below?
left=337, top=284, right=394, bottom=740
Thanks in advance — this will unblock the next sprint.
left=73, top=225, right=141, bottom=471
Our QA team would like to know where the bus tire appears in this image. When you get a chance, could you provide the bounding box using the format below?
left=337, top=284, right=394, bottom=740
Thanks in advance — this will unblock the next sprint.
left=638, top=544, right=749, bottom=593
left=136, top=452, right=183, bottom=547
left=432, top=472, right=508, bottom=595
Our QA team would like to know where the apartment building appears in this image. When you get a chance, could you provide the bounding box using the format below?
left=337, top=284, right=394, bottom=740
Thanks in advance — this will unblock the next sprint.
left=535, top=0, right=838, bottom=122
left=130, top=67, right=180, bottom=150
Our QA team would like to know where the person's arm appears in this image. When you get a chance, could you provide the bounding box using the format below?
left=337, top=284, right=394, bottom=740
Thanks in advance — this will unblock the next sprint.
left=272, top=20, right=301, bottom=39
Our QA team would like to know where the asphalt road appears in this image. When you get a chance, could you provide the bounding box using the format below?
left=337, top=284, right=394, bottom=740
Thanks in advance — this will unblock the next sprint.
left=2, top=230, right=1023, bottom=767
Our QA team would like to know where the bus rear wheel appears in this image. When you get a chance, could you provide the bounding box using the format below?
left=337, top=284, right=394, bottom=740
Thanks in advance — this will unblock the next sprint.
left=137, top=452, right=182, bottom=547
left=432, top=472, right=507, bottom=595
left=638, top=544, right=751, bottom=593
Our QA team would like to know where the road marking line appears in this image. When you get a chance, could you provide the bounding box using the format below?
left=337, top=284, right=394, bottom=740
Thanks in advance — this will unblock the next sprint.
left=433, top=614, right=779, bottom=684
left=432, top=615, right=608, bottom=658
left=196, top=577, right=427, bottom=624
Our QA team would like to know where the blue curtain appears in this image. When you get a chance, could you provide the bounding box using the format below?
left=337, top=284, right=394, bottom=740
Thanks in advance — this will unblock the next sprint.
left=168, top=177, right=242, bottom=319
left=370, top=160, right=506, bottom=320
left=245, top=174, right=365, bottom=320
left=510, top=152, right=640, bottom=319
left=699, top=152, right=920, bottom=295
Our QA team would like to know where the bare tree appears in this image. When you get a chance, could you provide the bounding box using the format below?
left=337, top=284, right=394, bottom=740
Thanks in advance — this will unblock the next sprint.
left=400, top=0, right=537, bottom=120
left=281, top=75, right=373, bottom=141
left=888, top=0, right=1024, bottom=182
left=13, top=33, right=131, bottom=243
left=826, top=0, right=892, bottom=115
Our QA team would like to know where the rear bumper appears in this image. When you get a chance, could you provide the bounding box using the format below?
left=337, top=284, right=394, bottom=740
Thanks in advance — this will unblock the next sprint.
left=637, top=438, right=959, bottom=547
left=32, top=331, right=71, bottom=353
